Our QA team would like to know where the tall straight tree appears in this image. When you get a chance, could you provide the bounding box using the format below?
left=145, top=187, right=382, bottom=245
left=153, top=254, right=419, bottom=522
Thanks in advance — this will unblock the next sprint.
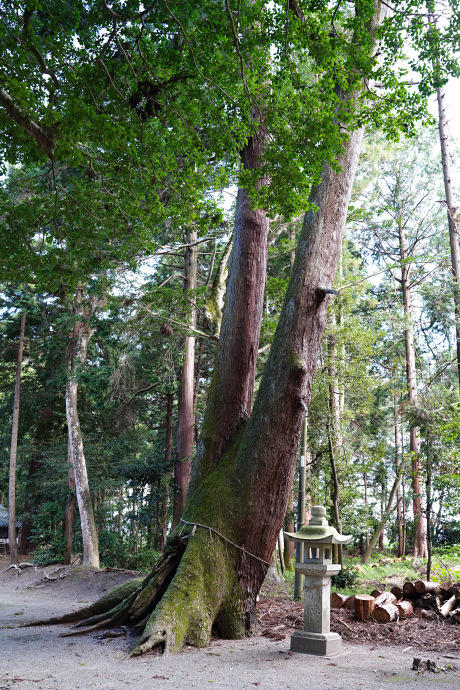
left=66, top=285, right=99, bottom=568
left=8, top=305, right=26, bottom=565
left=173, top=228, right=198, bottom=526
left=427, top=2, right=460, bottom=387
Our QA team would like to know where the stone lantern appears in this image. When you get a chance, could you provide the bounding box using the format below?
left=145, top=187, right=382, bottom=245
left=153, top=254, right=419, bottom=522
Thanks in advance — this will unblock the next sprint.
left=284, top=505, right=352, bottom=656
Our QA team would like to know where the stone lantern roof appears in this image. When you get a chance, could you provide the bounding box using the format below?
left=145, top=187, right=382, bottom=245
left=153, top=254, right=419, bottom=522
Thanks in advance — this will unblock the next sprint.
left=284, top=505, right=352, bottom=545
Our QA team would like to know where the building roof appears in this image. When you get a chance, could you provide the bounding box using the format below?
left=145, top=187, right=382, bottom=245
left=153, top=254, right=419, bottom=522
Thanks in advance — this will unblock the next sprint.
left=0, top=504, right=21, bottom=529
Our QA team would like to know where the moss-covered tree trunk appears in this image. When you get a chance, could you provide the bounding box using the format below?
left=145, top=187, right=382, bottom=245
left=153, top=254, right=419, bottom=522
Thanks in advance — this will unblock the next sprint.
left=132, top=125, right=365, bottom=655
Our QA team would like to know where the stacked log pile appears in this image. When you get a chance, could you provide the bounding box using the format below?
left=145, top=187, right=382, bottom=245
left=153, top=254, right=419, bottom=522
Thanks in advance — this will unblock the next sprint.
left=331, top=581, right=460, bottom=623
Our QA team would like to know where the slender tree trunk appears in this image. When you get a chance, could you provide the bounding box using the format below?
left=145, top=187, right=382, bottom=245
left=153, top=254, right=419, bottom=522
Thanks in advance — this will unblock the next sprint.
left=436, top=87, right=460, bottom=386
left=8, top=309, right=26, bottom=565
left=66, top=285, right=99, bottom=568
left=394, top=398, right=404, bottom=557
left=63, top=443, right=77, bottom=566
left=363, top=452, right=369, bottom=549
left=118, top=489, right=123, bottom=535
left=19, top=403, right=55, bottom=553
left=426, top=436, right=433, bottom=580
left=398, top=222, right=427, bottom=558
left=328, top=310, right=342, bottom=564
left=173, top=229, right=198, bottom=527
left=157, top=393, right=173, bottom=551
left=427, top=7, right=460, bottom=387
left=328, top=422, right=342, bottom=565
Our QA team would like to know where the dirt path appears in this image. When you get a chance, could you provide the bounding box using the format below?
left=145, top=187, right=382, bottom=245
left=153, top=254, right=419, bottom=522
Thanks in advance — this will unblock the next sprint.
left=1, top=562, right=459, bottom=690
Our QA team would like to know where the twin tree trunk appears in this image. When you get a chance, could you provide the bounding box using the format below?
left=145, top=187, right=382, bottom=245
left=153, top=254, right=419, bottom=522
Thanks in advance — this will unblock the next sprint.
left=49, top=124, right=365, bottom=654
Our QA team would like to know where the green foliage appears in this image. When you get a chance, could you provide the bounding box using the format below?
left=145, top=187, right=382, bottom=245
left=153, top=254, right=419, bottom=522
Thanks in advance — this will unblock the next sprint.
left=29, top=500, right=66, bottom=565
left=331, top=566, right=359, bottom=590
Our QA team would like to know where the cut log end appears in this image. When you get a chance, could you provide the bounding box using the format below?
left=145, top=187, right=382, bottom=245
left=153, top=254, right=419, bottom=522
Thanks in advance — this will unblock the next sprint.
left=373, top=603, right=399, bottom=623
left=354, top=594, right=375, bottom=621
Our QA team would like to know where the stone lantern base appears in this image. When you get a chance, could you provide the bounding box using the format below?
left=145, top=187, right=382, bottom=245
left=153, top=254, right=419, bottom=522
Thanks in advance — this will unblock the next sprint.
left=290, top=631, right=342, bottom=656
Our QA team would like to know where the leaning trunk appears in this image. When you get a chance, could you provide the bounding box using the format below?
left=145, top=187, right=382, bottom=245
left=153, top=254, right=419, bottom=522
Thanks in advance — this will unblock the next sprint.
left=8, top=308, right=26, bottom=565
left=427, top=6, right=460, bottom=388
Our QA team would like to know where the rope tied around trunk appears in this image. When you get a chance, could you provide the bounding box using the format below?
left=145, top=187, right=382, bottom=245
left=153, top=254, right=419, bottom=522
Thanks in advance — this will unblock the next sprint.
left=179, top=518, right=271, bottom=567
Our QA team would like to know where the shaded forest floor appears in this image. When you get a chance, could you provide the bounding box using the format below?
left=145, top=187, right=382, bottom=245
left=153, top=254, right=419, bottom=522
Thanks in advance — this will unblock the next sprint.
left=1, top=556, right=459, bottom=689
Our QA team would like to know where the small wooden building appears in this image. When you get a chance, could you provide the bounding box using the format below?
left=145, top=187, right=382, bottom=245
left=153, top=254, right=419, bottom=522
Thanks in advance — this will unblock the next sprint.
left=0, top=504, right=21, bottom=553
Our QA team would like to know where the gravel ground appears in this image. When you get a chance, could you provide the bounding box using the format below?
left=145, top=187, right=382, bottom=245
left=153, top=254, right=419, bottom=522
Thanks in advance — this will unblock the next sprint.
left=1, top=562, right=459, bottom=690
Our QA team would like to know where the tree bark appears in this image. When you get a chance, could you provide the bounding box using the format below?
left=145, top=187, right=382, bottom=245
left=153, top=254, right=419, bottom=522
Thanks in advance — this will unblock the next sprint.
left=8, top=308, right=26, bottom=565
left=191, top=118, right=269, bottom=489
left=354, top=595, right=375, bottom=621
left=66, top=285, right=99, bottom=568
left=173, top=228, right=198, bottom=527
left=427, top=8, right=460, bottom=388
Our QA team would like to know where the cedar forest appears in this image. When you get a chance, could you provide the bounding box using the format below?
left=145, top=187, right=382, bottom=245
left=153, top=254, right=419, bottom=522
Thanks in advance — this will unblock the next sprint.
left=1, top=0, right=460, bottom=655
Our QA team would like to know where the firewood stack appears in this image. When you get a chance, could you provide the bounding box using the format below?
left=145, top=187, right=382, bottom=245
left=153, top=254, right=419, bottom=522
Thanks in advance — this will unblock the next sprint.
left=331, top=581, right=460, bottom=623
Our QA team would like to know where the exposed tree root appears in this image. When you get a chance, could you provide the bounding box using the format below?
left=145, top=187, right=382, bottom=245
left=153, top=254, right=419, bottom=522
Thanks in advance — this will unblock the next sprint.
left=60, top=591, right=139, bottom=636
left=21, top=578, right=144, bottom=627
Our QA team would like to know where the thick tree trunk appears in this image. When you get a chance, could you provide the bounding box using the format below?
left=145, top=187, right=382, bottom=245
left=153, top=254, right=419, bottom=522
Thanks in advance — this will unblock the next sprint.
left=66, top=286, right=99, bottom=568
left=191, top=123, right=269, bottom=489
left=8, top=309, right=26, bottom=565
left=173, top=229, right=198, bottom=526
left=398, top=224, right=427, bottom=558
